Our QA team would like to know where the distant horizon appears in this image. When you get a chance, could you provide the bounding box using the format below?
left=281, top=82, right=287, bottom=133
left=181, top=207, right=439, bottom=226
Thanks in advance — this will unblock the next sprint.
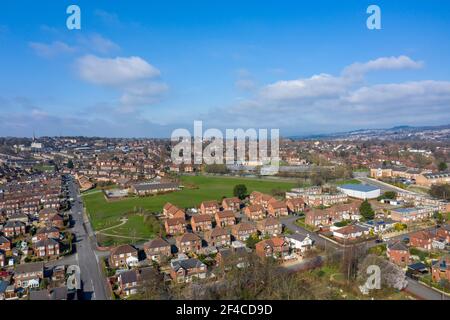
left=1, top=122, right=449, bottom=140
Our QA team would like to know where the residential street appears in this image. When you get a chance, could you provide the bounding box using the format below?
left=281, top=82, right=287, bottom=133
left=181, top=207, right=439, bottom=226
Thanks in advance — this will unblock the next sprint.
left=66, top=176, right=110, bottom=300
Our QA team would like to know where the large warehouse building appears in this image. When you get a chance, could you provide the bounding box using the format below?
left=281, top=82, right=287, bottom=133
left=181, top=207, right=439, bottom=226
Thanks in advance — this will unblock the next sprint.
left=337, top=184, right=381, bottom=200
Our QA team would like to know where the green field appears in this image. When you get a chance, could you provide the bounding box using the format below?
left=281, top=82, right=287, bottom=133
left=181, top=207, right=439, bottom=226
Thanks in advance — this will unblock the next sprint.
left=84, top=175, right=296, bottom=243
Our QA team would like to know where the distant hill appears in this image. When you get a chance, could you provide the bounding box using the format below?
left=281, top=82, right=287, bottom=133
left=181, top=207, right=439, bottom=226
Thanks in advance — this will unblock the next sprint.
left=289, top=124, right=450, bottom=141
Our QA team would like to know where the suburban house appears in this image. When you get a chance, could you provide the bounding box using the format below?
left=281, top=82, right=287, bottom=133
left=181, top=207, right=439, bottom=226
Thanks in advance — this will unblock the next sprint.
left=244, top=204, right=265, bottom=221
left=204, top=227, right=231, bottom=247
left=431, top=256, right=450, bottom=282
left=250, top=191, right=277, bottom=210
left=109, top=245, right=139, bottom=268
left=118, top=270, right=139, bottom=296
left=118, top=267, right=154, bottom=296
left=170, top=256, right=207, bottom=283
left=257, top=217, right=282, bottom=237
left=232, top=222, right=257, bottom=241
left=3, top=221, right=26, bottom=238
left=286, top=198, right=305, bottom=213
left=409, top=231, right=433, bottom=250
left=49, top=214, right=64, bottom=228
left=33, top=238, right=60, bottom=258
left=200, top=200, right=220, bottom=216
left=13, top=262, right=44, bottom=288
left=387, top=241, right=410, bottom=267
left=416, top=172, right=450, bottom=187
left=38, top=208, right=59, bottom=224
left=332, top=225, right=369, bottom=240
left=191, top=214, right=213, bottom=233
left=215, top=210, right=236, bottom=227
left=163, top=203, right=185, bottom=219
left=285, top=233, right=314, bottom=253
left=33, top=226, right=60, bottom=243
left=164, top=218, right=187, bottom=235
left=143, top=237, right=171, bottom=262
left=255, top=237, right=290, bottom=260
left=222, top=197, right=241, bottom=211
left=176, top=233, right=202, bottom=254
left=267, top=200, right=288, bottom=217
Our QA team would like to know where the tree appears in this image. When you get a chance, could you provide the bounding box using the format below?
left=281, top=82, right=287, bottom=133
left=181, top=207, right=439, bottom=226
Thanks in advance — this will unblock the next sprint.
left=233, top=184, right=248, bottom=200
left=359, top=200, right=375, bottom=220
left=438, top=161, right=448, bottom=172
left=429, top=184, right=450, bottom=201
left=245, top=233, right=260, bottom=249
left=383, top=191, right=397, bottom=200
left=67, top=159, right=74, bottom=169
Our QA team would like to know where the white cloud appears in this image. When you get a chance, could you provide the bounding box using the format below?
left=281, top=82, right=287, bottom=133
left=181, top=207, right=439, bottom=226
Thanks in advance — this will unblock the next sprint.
left=29, top=41, right=76, bottom=58
left=76, top=55, right=160, bottom=86
left=205, top=56, right=450, bottom=133
left=261, top=73, right=349, bottom=101
left=343, top=55, right=423, bottom=77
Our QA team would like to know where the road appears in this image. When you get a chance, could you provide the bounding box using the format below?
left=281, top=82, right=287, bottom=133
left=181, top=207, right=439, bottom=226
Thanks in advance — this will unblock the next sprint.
left=66, top=176, right=110, bottom=300
left=405, top=278, right=450, bottom=300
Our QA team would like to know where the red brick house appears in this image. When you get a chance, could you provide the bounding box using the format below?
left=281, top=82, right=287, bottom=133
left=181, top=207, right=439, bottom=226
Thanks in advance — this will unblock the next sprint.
left=49, top=214, right=64, bottom=228
left=222, top=197, right=241, bottom=211
left=204, top=227, right=231, bottom=247
left=244, top=204, right=265, bottom=221
left=163, top=203, right=185, bottom=219
left=255, top=237, right=290, bottom=260
left=143, top=237, right=171, bottom=263
left=215, top=210, right=236, bottom=227
left=3, top=221, right=26, bottom=238
left=14, top=262, right=44, bottom=288
left=232, top=222, right=257, bottom=241
left=170, top=257, right=207, bottom=283
left=387, top=241, right=410, bottom=267
left=286, top=198, right=305, bottom=213
left=164, top=218, right=187, bottom=235
left=109, top=245, right=139, bottom=268
left=432, top=256, right=450, bottom=282
left=200, top=201, right=220, bottom=216
left=251, top=192, right=276, bottom=209
left=176, top=233, right=202, bottom=254
left=33, top=227, right=60, bottom=243
left=38, top=208, right=58, bottom=224
left=410, top=230, right=433, bottom=250
left=33, top=238, right=60, bottom=258
left=267, top=200, right=288, bottom=217
left=257, top=217, right=283, bottom=237
left=191, top=214, right=213, bottom=233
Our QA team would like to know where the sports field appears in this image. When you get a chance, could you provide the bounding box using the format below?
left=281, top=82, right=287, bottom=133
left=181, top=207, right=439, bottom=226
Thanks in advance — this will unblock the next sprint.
left=84, top=175, right=296, bottom=244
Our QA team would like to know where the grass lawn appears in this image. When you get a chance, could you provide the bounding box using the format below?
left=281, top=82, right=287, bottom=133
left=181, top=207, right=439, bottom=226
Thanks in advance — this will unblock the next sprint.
left=294, top=217, right=316, bottom=231
left=85, top=175, right=296, bottom=234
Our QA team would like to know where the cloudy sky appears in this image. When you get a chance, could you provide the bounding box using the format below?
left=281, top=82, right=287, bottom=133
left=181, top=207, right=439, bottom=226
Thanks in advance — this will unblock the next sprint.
left=1, top=0, right=450, bottom=137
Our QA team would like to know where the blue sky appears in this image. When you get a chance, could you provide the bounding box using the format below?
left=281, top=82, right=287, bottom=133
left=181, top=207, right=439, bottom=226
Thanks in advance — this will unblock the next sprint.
left=0, top=0, right=450, bottom=137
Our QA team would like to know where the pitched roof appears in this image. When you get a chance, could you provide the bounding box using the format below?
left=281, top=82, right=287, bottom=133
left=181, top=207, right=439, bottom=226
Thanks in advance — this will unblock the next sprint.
left=15, top=262, right=44, bottom=274
left=165, top=217, right=186, bottom=226
left=177, top=233, right=201, bottom=243
left=388, top=240, right=408, bottom=251
left=191, top=214, right=212, bottom=223
left=144, top=237, right=170, bottom=249
left=216, top=210, right=235, bottom=219
left=111, top=244, right=137, bottom=256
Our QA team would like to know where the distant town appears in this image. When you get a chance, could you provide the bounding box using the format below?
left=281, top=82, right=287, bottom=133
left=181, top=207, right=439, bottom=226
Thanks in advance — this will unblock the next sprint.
left=0, top=129, right=449, bottom=300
